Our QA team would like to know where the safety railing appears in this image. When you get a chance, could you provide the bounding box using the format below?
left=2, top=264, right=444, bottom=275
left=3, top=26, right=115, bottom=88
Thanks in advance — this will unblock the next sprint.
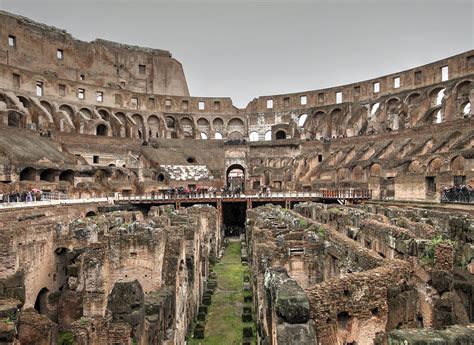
left=116, top=189, right=371, bottom=201
left=441, top=189, right=474, bottom=203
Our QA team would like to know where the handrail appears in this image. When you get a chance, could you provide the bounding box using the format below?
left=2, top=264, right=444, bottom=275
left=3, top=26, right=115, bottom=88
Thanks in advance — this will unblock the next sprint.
left=116, top=189, right=371, bottom=201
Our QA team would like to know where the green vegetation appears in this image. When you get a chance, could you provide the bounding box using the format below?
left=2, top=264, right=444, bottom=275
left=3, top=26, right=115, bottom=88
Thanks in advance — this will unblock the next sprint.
left=298, top=218, right=308, bottom=227
left=2, top=316, right=14, bottom=325
left=189, top=241, right=255, bottom=345
left=420, top=235, right=455, bottom=266
left=317, top=226, right=326, bottom=237
left=58, top=331, right=75, bottom=345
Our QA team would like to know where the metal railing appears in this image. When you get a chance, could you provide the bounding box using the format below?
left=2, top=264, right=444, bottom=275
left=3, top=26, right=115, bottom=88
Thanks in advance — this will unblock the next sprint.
left=441, top=189, right=474, bottom=203
left=116, top=189, right=371, bottom=202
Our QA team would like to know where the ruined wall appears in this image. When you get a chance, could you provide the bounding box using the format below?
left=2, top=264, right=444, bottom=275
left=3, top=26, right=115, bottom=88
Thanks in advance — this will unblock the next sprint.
left=246, top=203, right=473, bottom=345
left=0, top=203, right=221, bottom=344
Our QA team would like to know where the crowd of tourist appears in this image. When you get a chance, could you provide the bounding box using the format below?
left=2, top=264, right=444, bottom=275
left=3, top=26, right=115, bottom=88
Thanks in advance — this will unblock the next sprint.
left=442, top=184, right=473, bottom=203
left=0, top=190, right=43, bottom=203
left=154, top=185, right=246, bottom=198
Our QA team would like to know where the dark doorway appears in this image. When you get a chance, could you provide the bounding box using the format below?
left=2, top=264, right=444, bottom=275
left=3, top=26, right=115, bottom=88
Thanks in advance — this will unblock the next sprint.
left=226, top=164, right=245, bottom=191
left=275, top=130, right=286, bottom=140
left=222, top=202, right=246, bottom=237
left=34, top=287, right=49, bottom=314
left=96, top=124, right=108, bottom=136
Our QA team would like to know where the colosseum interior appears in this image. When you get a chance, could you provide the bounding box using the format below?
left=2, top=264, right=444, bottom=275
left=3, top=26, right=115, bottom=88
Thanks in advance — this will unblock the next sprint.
left=0, top=9, right=472, bottom=345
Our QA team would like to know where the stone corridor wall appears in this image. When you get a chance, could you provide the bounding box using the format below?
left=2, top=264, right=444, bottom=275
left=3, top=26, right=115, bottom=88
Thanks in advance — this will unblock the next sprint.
left=0, top=203, right=221, bottom=344
left=246, top=203, right=473, bottom=345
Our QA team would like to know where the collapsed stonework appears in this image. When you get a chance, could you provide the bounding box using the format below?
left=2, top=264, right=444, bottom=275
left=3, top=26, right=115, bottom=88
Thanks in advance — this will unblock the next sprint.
left=246, top=203, right=473, bottom=344
left=0, top=203, right=221, bottom=344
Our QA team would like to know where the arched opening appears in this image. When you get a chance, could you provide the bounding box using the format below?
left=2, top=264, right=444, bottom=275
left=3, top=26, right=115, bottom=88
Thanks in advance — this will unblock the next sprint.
left=17, top=96, right=30, bottom=109
left=20, top=167, right=36, bottom=181
left=275, top=130, right=287, bottom=140
left=59, top=170, right=75, bottom=184
left=157, top=173, right=165, bottom=182
left=214, top=132, right=223, bottom=140
left=40, top=169, right=56, bottom=182
left=7, top=111, right=23, bottom=128
left=264, top=131, right=272, bottom=141
left=213, top=117, right=224, bottom=129
left=34, top=287, right=49, bottom=314
left=80, top=108, right=93, bottom=119
left=96, top=124, right=108, bottom=136
left=200, top=132, right=208, bottom=139
left=249, top=131, right=259, bottom=141
left=187, top=157, right=196, bottom=164
left=98, top=109, right=110, bottom=122
left=147, top=115, right=161, bottom=138
left=227, top=131, right=243, bottom=140
left=298, top=114, right=308, bottom=127
left=86, top=211, right=96, bottom=217
left=226, top=164, right=245, bottom=191
left=165, top=116, right=176, bottom=129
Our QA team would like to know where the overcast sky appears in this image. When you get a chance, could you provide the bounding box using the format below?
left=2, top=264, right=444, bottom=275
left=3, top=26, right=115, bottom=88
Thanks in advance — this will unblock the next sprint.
left=1, top=0, right=472, bottom=108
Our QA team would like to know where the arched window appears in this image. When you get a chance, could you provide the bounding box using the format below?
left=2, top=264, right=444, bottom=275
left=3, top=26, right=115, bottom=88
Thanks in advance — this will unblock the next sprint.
left=249, top=132, right=259, bottom=141
left=275, top=130, right=286, bottom=140
left=264, top=131, right=272, bottom=141
left=200, top=132, right=208, bottom=139
left=96, top=124, right=108, bottom=136
left=298, top=114, right=307, bottom=127
left=214, top=132, right=223, bottom=139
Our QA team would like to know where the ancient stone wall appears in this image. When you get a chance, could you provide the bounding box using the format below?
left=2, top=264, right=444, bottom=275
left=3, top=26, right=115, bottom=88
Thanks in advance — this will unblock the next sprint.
left=0, top=203, right=221, bottom=344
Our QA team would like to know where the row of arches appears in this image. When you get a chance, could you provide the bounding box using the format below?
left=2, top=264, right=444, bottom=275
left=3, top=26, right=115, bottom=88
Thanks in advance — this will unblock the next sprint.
left=19, top=167, right=75, bottom=183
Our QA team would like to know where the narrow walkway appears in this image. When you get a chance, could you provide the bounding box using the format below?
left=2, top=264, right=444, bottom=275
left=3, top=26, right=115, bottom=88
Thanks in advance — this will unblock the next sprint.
left=190, top=240, right=252, bottom=344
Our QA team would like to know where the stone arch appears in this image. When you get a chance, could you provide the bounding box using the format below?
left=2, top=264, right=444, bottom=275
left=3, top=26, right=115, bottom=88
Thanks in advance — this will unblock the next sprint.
left=450, top=156, right=465, bottom=174
left=369, top=163, right=382, bottom=177
left=181, top=117, right=194, bottom=138
left=227, top=131, right=243, bottom=140
left=96, top=123, right=108, bottom=136
left=40, top=100, right=54, bottom=115
left=147, top=115, right=161, bottom=138
left=34, top=287, right=49, bottom=314
left=227, top=118, right=245, bottom=134
left=212, top=117, right=224, bottom=129
left=408, top=160, right=422, bottom=173
left=336, top=168, right=349, bottom=181
left=20, top=167, right=36, bottom=181
left=275, top=130, right=287, bottom=140
left=132, top=114, right=146, bottom=139
left=429, top=87, right=446, bottom=107
left=428, top=157, right=444, bottom=173
left=86, top=211, right=96, bottom=217
left=226, top=164, right=245, bottom=190
left=249, top=131, right=259, bottom=142
left=114, top=112, right=127, bottom=137
left=351, top=166, right=365, bottom=181
left=97, top=109, right=110, bottom=122
left=79, top=108, right=93, bottom=120
left=165, top=116, right=176, bottom=129
left=40, top=169, right=56, bottom=182
left=59, top=170, right=75, bottom=184
left=405, top=92, right=422, bottom=106
left=17, top=95, right=30, bottom=109
left=7, top=110, right=25, bottom=128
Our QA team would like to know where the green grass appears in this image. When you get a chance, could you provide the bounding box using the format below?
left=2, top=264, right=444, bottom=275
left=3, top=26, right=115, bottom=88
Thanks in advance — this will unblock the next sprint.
left=189, top=241, right=255, bottom=345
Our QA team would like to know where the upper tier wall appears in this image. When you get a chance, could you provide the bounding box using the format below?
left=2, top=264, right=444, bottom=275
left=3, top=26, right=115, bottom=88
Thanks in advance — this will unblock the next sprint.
left=0, top=11, right=190, bottom=97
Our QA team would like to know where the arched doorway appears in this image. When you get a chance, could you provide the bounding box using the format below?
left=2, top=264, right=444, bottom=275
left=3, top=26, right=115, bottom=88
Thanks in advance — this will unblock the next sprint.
left=226, top=164, right=245, bottom=191
left=34, top=287, right=49, bottom=314
left=96, top=124, right=108, bottom=136
left=275, top=130, right=287, bottom=140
